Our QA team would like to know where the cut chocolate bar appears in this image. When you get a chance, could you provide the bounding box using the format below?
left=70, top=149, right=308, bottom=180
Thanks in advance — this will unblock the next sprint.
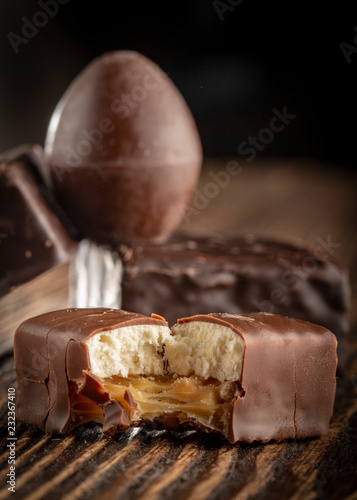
left=14, top=308, right=171, bottom=434
left=119, top=234, right=349, bottom=370
left=14, top=308, right=337, bottom=443
left=170, top=313, right=337, bottom=442
left=0, top=144, right=76, bottom=296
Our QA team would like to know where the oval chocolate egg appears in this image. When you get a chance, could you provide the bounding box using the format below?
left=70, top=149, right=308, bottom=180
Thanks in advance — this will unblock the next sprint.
left=44, top=50, right=202, bottom=245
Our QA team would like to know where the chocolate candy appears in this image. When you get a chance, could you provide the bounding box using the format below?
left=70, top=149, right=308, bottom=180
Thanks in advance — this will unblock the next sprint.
left=14, top=308, right=170, bottom=433
left=14, top=308, right=337, bottom=443
left=0, top=144, right=75, bottom=296
left=44, top=51, right=202, bottom=245
left=172, top=313, right=337, bottom=442
left=120, top=234, right=350, bottom=370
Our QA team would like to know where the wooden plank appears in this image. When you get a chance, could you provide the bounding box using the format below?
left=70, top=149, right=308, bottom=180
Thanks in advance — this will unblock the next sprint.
left=0, top=263, right=69, bottom=355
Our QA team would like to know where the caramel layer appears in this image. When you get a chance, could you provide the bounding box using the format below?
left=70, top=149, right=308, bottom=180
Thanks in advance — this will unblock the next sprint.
left=102, top=375, right=237, bottom=433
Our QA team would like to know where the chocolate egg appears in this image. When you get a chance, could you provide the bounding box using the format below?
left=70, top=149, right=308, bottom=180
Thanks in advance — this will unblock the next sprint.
left=44, top=51, right=202, bottom=245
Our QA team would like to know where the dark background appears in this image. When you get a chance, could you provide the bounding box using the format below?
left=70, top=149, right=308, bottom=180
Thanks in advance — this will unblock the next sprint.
left=0, top=1, right=356, bottom=167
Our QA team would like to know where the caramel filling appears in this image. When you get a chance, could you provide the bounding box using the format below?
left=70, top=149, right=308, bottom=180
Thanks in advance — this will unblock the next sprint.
left=101, top=375, right=237, bottom=433
left=72, top=393, right=105, bottom=423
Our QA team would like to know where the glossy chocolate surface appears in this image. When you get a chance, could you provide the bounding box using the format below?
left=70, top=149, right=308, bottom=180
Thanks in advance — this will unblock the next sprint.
left=14, top=308, right=167, bottom=433
left=178, top=312, right=337, bottom=443
left=0, top=144, right=75, bottom=295
left=44, top=51, right=202, bottom=245
left=15, top=308, right=337, bottom=443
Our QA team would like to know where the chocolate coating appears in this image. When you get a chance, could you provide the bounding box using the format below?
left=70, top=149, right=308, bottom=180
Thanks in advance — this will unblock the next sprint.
left=103, top=400, right=131, bottom=436
left=14, top=308, right=167, bottom=433
left=78, top=371, right=111, bottom=405
left=15, top=308, right=337, bottom=443
left=0, top=144, right=75, bottom=296
left=44, top=51, right=202, bottom=245
left=121, top=233, right=350, bottom=370
left=178, top=312, right=337, bottom=443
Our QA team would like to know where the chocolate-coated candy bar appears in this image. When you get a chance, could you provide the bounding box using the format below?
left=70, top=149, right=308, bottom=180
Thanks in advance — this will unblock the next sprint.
left=120, top=234, right=349, bottom=370
left=171, top=313, right=337, bottom=442
left=0, top=144, right=75, bottom=296
left=14, top=308, right=168, bottom=434
left=14, top=308, right=337, bottom=443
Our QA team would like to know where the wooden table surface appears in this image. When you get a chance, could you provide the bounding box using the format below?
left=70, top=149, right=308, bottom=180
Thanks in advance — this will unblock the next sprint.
left=1, top=159, right=357, bottom=500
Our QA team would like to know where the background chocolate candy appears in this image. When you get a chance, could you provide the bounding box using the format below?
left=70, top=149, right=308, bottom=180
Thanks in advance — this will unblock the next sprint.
left=0, top=144, right=75, bottom=296
left=44, top=51, right=202, bottom=245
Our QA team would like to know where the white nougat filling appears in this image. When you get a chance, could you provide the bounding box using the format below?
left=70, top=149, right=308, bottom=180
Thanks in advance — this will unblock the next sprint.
left=86, top=321, right=245, bottom=383
left=86, top=324, right=173, bottom=378
left=167, top=321, right=245, bottom=382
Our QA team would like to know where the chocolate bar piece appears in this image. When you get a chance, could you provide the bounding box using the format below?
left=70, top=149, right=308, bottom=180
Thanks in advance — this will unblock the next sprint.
left=14, top=308, right=337, bottom=443
left=170, top=313, right=337, bottom=442
left=14, top=308, right=170, bottom=433
left=0, top=144, right=76, bottom=296
left=120, top=234, right=350, bottom=370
